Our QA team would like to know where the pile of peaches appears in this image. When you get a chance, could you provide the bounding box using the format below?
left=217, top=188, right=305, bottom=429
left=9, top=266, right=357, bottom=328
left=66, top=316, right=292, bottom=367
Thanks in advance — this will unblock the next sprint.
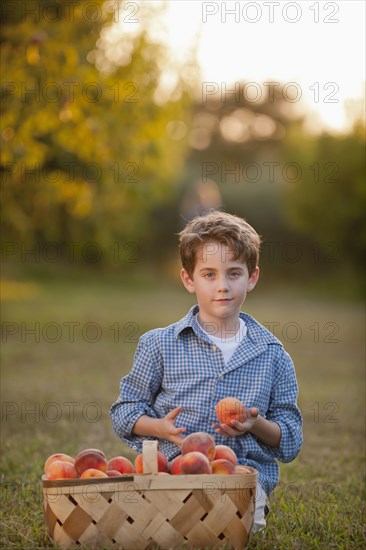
left=44, top=397, right=252, bottom=480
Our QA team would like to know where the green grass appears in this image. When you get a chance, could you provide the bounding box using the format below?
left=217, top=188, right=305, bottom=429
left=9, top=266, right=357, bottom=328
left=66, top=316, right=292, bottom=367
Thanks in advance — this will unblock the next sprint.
left=1, top=270, right=365, bottom=549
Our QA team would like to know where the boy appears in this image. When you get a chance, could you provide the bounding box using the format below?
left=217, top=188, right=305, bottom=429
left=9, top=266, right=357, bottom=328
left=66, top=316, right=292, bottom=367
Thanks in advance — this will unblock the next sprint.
left=110, top=210, right=302, bottom=531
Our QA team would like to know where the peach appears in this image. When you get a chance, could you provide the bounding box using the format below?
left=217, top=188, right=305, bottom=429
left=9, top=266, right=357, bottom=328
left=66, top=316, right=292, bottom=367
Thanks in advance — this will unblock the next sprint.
left=45, top=460, right=78, bottom=480
left=134, top=451, right=169, bottom=474
left=234, top=465, right=252, bottom=474
left=181, top=432, right=215, bottom=461
left=180, top=452, right=212, bottom=474
left=215, top=397, right=246, bottom=426
left=74, top=449, right=107, bottom=476
left=214, top=445, right=238, bottom=466
left=169, top=455, right=184, bottom=475
left=107, top=456, right=134, bottom=474
left=44, top=453, right=74, bottom=474
left=76, top=448, right=106, bottom=459
left=211, top=459, right=235, bottom=474
left=80, top=468, right=108, bottom=479
left=106, top=470, right=123, bottom=477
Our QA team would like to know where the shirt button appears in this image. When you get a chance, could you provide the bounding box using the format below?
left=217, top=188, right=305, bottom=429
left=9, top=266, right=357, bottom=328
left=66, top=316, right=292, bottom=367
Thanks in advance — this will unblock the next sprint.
left=212, top=345, right=218, bottom=351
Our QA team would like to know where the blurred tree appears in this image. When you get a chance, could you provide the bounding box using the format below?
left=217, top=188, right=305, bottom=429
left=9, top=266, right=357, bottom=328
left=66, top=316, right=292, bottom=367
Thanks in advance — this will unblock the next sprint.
left=182, top=84, right=305, bottom=243
left=282, top=115, right=365, bottom=276
left=1, top=0, right=194, bottom=261
left=179, top=86, right=365, bottom=288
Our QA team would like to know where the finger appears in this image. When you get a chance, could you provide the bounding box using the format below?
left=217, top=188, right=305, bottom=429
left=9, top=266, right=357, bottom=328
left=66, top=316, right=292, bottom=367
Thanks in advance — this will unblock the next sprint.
left=171, top=426, right=186, bottom=435
left=213, top=422, right=231, bottom=433
left=246, top=408, right=256, bottom=419
left=165, top=406, right=182, bottom=420
left=172, top=435, right=184, bottom=447
left=220, top=423, right=236, bottom=435
left=213, top=423, right=239, bottom=436
left=213, top=426, right=226, bottom=435
left=231, top=420, right=245, bottom=430
left=215, top=426, right=237, bottom=436
left=248, top=407, right=259, bottom=419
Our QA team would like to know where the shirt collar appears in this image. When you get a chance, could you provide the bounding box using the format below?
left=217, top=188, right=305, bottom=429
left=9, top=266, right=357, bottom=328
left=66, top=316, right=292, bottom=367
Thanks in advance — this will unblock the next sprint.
left=174, top=304, right=281, bottom=347
left=174, top=305, right=208, bottom=341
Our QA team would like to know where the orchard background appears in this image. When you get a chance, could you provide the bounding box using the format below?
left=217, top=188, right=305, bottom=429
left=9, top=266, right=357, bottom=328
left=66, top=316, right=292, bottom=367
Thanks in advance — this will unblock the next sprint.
left=1, top=1, right=365, bottom=548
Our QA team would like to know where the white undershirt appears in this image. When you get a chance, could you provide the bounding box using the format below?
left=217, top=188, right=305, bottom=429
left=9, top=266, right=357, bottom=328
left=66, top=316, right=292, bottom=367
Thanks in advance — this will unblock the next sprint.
left=196, top=314, right=247, bottom=365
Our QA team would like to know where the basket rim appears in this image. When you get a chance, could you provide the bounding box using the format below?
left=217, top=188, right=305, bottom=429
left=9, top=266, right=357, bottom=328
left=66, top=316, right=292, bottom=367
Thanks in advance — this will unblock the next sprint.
left=42, top=468, right=258, bottom=492
left=42, top=474, right=134, bottom=487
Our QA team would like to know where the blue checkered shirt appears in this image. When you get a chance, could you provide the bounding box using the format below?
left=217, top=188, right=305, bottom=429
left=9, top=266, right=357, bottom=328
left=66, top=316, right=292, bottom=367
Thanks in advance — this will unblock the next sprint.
left=110, top=305, right=302, bottom=495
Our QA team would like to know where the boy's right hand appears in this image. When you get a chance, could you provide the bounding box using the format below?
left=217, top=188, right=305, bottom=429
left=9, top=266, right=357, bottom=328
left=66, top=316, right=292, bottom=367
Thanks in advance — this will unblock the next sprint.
left=158, top=406, right=186, bottom=447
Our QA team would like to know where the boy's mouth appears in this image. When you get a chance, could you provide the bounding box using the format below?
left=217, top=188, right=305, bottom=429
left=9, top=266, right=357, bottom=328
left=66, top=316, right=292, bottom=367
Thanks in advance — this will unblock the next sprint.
left=214, top=298, right=232, bottom=302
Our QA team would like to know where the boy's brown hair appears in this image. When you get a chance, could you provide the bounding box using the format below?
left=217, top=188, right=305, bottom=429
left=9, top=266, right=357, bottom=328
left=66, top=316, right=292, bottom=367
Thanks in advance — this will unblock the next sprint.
left=179, top=210, right=261, bottom=277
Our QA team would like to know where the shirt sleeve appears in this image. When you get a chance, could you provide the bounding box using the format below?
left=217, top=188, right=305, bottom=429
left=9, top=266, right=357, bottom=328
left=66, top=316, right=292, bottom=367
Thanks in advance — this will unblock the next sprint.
left=265, top=347, right=303, bottom=462
left=109, top=330, right=164, bottom=443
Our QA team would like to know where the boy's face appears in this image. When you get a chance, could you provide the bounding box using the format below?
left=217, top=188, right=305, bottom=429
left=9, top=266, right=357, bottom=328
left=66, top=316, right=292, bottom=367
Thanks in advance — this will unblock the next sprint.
left=181, top=242, right=259, bottom=329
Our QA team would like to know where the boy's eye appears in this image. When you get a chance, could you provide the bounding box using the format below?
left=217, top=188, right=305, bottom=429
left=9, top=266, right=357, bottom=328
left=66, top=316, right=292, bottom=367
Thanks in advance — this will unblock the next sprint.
left=229, top=271, right=241, bottom=277
left=204, top=272, right=215, bottom=278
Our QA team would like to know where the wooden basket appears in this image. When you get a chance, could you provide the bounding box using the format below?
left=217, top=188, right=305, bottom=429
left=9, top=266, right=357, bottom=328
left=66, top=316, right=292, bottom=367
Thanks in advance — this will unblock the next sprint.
left=43, top=441, right=257, bottom=549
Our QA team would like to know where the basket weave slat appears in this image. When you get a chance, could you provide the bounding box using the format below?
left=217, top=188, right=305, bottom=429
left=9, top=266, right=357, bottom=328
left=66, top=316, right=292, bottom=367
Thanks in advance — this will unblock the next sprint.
left=229, top=485, right=255, bottom=515
left=223, top=514, right=249, bottom=550
left=46, top=494, right=76, bottom=523
left=169, top=492, right=207, bottom=535
left=78, top=523, right=113, bottom=548
left=201, top=489, right=240, bottom=536
left=73, top=491, right=110, bottom=521
left=114, top=520, right=150, bottom=549
left=139, top=507, right=169, bottom=540
left=185, top=520, right=222, bottom=548
left=147, top=518, right=187, bottom=549
left=43, top=470, right=257, bottom=549
left=114, top=490, right=162, bottom=534
left=43, top=500, right=57, bottom=536
left=191, top=487, right=218, bottom=513
left=61, top=503, right=92, bottom=540
left=228, top=489, right=255, bottom=534
left=141, top=489, right=191, bottom=520
left=53, top=520, right=75, bottom=548
left=95, top=501, right=129, bottom=539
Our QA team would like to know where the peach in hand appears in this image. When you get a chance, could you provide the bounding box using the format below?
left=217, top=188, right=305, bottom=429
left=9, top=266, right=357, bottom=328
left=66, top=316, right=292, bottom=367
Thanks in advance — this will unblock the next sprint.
left=107, top=456, right=134, bottom=474
left=45, top=460, right=78, bottom=480
left=74, top=449, right=107, bottom=476
left=181, top=432, right=215, bottom=461
left=180, top=451, right=212, bottom=474
left=215, top=397, right=246, bottom=426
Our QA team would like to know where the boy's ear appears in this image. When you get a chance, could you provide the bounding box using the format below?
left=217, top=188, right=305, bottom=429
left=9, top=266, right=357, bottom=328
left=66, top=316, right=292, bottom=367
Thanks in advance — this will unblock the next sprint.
left=180, top=268, right=195, bottom=294
left=247, top=266, right=260, bottom=292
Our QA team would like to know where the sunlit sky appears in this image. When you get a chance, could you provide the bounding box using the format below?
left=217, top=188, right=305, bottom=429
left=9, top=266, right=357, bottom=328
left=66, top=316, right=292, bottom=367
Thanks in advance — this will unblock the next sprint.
left=114, top=0, right=365, bottom=133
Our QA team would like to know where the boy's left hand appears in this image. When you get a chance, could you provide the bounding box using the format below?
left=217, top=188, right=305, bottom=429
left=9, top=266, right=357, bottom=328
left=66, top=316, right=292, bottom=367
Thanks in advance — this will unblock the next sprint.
left=212, top=407, right=259, bottom=436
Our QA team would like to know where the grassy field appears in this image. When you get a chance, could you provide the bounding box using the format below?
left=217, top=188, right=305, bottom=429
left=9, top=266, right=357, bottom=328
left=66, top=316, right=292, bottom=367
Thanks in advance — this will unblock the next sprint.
left=1, top=269, right=365, bottom=549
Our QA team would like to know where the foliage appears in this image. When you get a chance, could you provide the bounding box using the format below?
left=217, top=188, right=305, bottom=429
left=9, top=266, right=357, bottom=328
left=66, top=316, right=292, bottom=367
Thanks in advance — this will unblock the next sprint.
left=282, top=119, right=366, bottom=273
left=1, top=0, right=194, bottom=257
left=1, top=1, right=364, bottom=288
left=181, top=88, right=365, bottom=284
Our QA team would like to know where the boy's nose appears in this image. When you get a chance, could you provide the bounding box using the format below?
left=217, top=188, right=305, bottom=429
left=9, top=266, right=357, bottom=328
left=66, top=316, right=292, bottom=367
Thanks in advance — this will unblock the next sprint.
left=216, top=276, right=229, bottom=291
